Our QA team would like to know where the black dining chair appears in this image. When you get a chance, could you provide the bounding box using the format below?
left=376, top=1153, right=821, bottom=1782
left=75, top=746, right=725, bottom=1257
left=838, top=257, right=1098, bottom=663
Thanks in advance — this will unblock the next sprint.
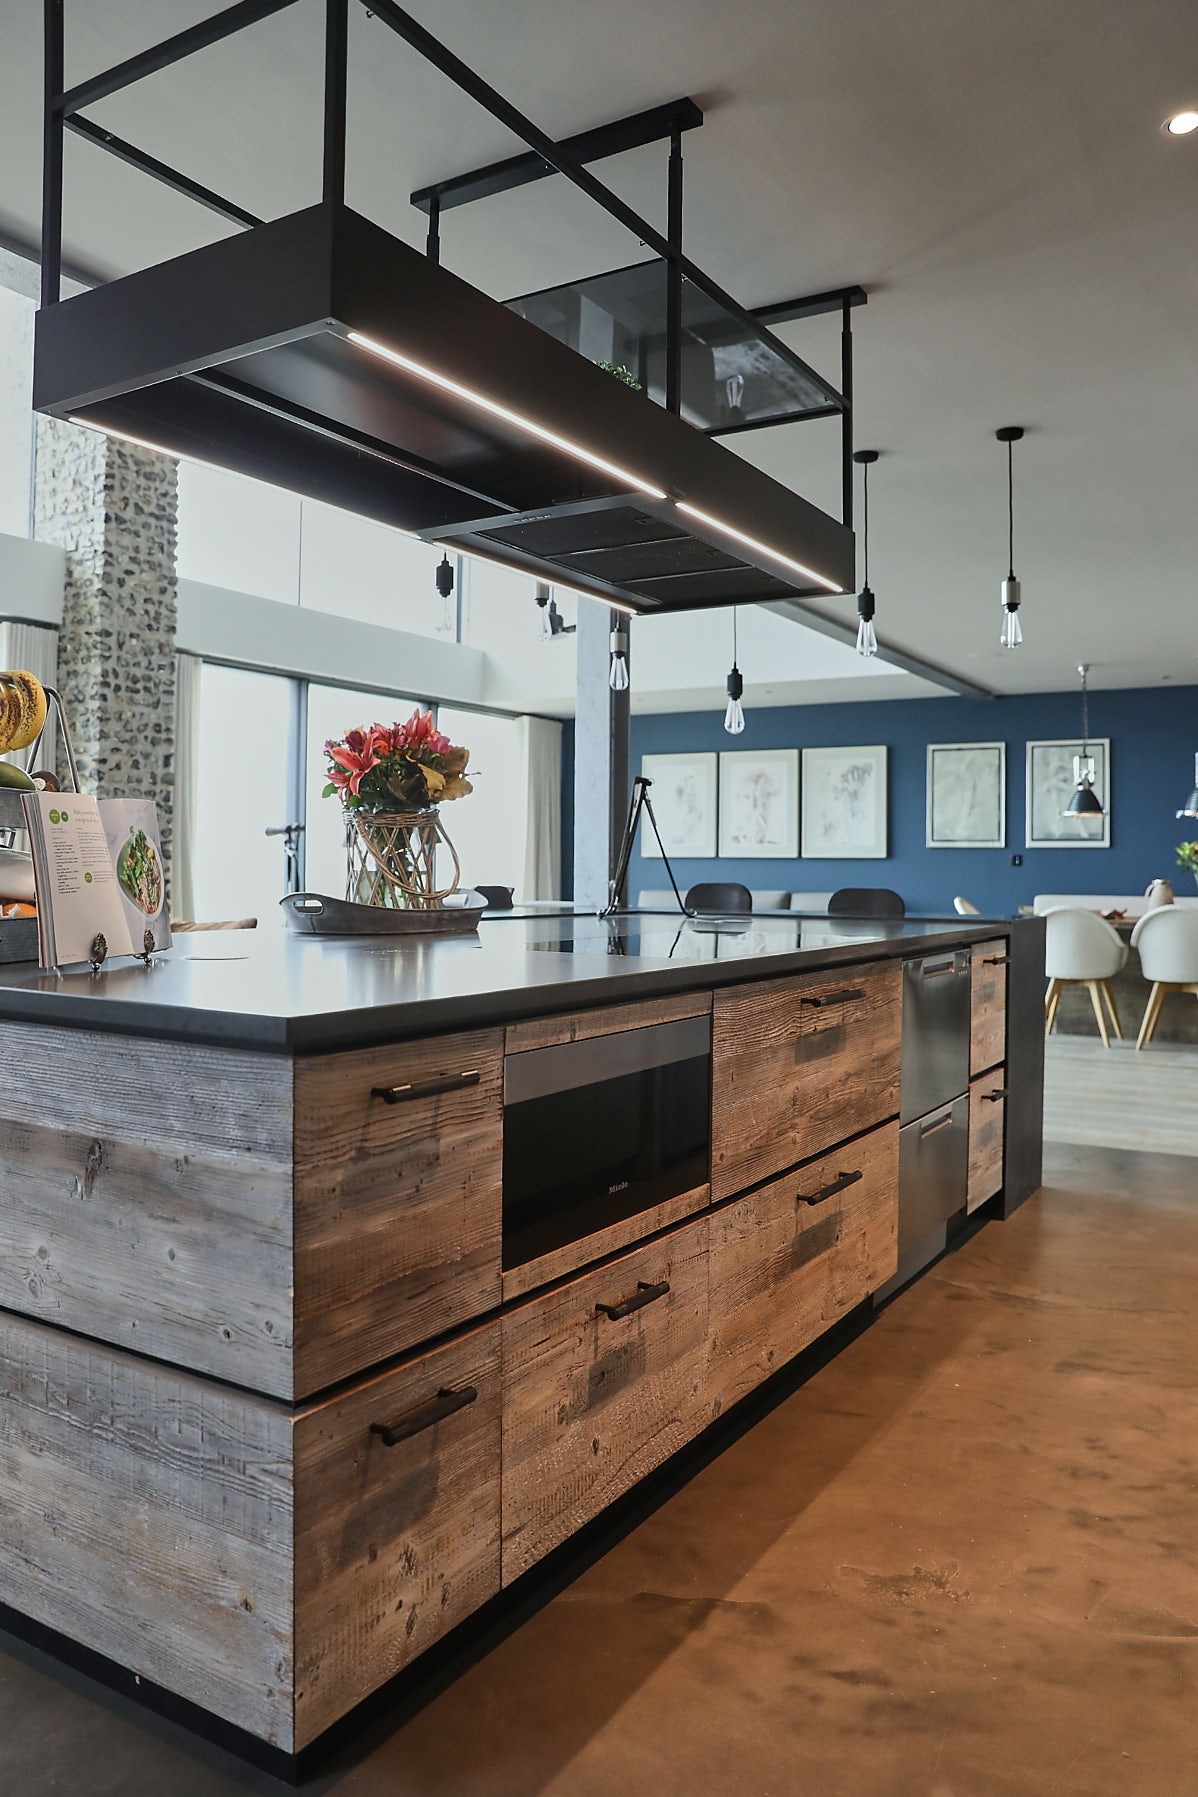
left=474, top=885, right=514, bottom=910
left=684, top=881, right=752, bottom=914
left=827, top=887, right=906, bottom=919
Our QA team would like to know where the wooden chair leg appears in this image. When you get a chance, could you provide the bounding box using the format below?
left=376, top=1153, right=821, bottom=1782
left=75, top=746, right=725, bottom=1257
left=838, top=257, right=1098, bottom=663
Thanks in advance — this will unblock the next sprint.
left=1136, top=982, right=1165, bottom=1050
left=1101, top=981, right=1122, bottom=1039
left=1086, top=980, right=1110, bottom=1047
left=1044, top=978, right=1061, bottom=1033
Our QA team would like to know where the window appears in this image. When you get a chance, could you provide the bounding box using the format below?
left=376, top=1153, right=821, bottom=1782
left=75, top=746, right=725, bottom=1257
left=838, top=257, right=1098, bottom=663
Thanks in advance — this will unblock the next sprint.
left=176, top=461, right=302, bottom=603
left=435, top=706, right=525, bottom=896
left=298, top=499, right=452, bottom=638
left=192, top=664, right=301, bottom=923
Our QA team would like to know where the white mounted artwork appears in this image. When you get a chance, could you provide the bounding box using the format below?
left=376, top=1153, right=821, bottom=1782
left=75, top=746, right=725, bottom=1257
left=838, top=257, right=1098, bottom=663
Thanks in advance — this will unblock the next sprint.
left=718, top=750, right=799, bottom=858
left=640, top=752, right=718, bottom=858
left=801, top=746, right=888, bottom=859
left=1026, top=739, right=1111, bottom=848
left=926, top=742, right=1006, bottom=848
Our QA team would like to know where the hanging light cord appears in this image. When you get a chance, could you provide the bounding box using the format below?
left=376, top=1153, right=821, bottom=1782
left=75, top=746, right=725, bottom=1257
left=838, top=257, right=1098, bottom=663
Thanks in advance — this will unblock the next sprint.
left=1079, top=664, right=1090, bottom=756
left=1007, top=438, right=1015, bottom=580
left=732, top=608, right=738, bottom=671
left=862, top=460, right=870, bottom=587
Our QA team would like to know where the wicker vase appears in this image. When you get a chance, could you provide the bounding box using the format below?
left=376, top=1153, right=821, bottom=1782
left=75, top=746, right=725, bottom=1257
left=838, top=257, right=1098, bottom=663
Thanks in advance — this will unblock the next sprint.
left=345, top=808, right=461, bottom=910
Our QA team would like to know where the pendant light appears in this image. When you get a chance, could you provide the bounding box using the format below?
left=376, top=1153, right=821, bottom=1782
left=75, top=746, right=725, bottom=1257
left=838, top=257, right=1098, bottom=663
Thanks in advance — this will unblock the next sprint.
left=996, top=425, right=1024, bottom=649
left=853, top=448, right=879, bottom=657
left=1062, top=663, right=1105, bottom=817
left=724, top=611, right=745, bottom=734
left=608, top=617, right=630, bottom=691
left=1176, top=753, right=1198, bottom=819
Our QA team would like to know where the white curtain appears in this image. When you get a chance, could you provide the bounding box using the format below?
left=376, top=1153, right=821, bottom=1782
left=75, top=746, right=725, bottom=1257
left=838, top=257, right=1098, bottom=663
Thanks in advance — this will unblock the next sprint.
left=517, top=714, right=562, bottom=901
left=173, top=652, right=202, bottom=921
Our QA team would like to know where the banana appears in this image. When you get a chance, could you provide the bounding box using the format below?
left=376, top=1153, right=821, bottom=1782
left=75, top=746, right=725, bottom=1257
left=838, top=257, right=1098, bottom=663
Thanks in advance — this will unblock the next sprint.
left=0, top=762, right=36, bottom=791
left=0, top=672, right=48, bottom=754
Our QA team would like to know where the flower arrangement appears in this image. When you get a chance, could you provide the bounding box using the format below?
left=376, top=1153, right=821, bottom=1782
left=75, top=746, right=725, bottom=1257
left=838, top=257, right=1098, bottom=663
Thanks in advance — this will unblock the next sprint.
left=1176, top=841, right=1198, bottom=876
left=323, top=709, right=472, bottom=814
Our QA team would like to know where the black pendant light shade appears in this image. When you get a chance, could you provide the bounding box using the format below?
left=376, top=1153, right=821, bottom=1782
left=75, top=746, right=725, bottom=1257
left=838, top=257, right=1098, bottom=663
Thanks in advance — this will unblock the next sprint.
left=996, top=426, right=1024, bottom=649
left=1062, top=663, right=1105, bottom=817
left=1177, top=753, right=1198, bottom=819
left=853, top=448, right=879, bottom=658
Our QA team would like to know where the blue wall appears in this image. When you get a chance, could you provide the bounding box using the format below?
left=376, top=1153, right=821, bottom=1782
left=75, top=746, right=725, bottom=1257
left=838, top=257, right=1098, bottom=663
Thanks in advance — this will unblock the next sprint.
left=574, top=684, right=1198, bottom=917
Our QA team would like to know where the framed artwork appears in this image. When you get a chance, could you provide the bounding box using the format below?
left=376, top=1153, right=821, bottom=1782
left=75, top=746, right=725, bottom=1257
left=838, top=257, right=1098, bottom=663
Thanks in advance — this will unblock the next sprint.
left=718, top=749, right=799, bottom=858
left=640, top=752, right=718, bottom=858
left=801, top=746, right=888, bottom=859
left=926, top=742, right=1006, bottom=848
left=1025, top=739, right=1111, bottom=848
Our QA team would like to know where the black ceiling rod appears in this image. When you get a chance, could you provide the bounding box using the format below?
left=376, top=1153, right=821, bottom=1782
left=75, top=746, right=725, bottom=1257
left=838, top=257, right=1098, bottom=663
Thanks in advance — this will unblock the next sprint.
left=750, top=284, right=867, bottom=328
left=53, top=0, right=303, bottom=119
left=665, top=121, right=683, bottom=415
left=322, top=0, right=348, bottom=208
left=41, top=0, right=63, bottom=308
left=359, top=0, right=831, bottom=406
left=64, top=115, right=263, bottom=231
left=841, top=295, right=854, bottom=530
left=426, top=193, right=440, bottom=265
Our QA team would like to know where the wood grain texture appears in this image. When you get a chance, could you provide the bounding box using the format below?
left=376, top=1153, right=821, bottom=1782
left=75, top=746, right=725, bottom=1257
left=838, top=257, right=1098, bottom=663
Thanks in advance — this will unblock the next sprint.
left=971, top=940, right=1008, bottom=1076
left=968, top=1074, right=1006, bottom=1214
left=707, top=1120, right=898, bottom=1416
left=505, top=990, right=711, bottom=1056
left=0, top=1022, right=295, bottom=1395
left=501, top=1182, right=711, bottom=1302
left=500, top=1217, right=710, bottom=1582
left=293, top=1318, right=501, bottom=1750
left=0, top=1311, right=296, bottom=1747
left=711, top=962, right=901, bottom=1202
left=293, top=1028, right=503, bottom=1395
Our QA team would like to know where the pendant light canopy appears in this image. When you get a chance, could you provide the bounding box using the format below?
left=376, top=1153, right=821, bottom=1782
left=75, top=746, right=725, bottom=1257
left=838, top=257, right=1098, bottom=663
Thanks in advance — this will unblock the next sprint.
left=853, top=448, right=879, bottom=658
left=1062, top=663, right=1105, bottom=817
left=724, top=611, right=745, bottom=734
left=996, top=425, right=1024, bottom=649
left=1176, top=752, right=1198, bottom=819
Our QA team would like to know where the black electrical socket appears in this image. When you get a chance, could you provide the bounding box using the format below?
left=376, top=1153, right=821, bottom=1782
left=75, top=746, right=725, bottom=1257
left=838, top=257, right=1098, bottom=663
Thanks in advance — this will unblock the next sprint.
left=1010, top=853, right=1023, bottom=867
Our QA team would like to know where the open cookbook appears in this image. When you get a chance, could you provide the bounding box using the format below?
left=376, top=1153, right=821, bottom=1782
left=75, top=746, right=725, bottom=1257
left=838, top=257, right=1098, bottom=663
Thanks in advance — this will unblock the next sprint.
left=20, top=793, right=172, bottom=968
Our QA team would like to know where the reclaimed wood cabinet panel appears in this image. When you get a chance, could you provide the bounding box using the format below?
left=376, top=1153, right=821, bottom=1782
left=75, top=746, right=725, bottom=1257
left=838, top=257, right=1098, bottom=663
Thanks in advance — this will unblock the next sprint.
left=0, top=1021, right=296, bottom=1395
left=0, top=1310, right=295, bottom=1747
left=707, top=1120, right=899, bottom=1416
left=971, top=940, right=1008, bottom=1076
left=968, top=1074, right=1006, bottom=1213
left=293, top=1318, right=501, bottom=1750
left=505, top=990, right=711, bottom=1056
left=293, top=1028, right=503, bottom=1395
left=500, top=1217, right=711, bottom=1582
left=711, top=961, right=901, bottom=1201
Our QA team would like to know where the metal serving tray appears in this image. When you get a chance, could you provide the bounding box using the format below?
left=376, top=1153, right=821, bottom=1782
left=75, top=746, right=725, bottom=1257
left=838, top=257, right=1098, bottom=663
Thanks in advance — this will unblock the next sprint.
left=280, top=891, right=485, bottom=937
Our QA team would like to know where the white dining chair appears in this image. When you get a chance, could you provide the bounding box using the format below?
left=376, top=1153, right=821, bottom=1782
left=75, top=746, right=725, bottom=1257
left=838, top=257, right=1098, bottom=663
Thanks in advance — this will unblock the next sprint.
left=1043, top=907, right=1128, bottom=1046
left=1130, top=907, right=1198, bottom=1049
left=953, top=896, right=980, bottom=916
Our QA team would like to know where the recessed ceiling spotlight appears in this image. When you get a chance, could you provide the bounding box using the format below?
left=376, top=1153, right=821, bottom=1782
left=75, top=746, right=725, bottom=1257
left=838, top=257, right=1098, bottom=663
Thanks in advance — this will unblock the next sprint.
left=1164, top=110, right=1198, bottom=135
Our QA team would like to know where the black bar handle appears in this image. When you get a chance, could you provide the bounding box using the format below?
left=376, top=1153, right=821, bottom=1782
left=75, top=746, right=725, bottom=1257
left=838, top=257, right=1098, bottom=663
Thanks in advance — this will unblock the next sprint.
left=801, top=988, right=867, bottom=1009
left=595, top=1279, right=670, bottom=1321
left=982, top=1087, right=1008, bottom=1102
left=370, top=1384, right=478, bottom=1447
left=983, top=954, right=1012, bottom=966
left=920, top=1111, right=955, bottom=1138
left=372, top=1070, right=480, bottom=1104
left=796, top=1169, right=863, bottom=1207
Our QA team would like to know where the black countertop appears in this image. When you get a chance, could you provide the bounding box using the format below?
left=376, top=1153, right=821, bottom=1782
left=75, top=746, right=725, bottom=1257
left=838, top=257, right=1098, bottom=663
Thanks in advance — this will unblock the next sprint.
left=0, top=911, right=1013, bottom=1054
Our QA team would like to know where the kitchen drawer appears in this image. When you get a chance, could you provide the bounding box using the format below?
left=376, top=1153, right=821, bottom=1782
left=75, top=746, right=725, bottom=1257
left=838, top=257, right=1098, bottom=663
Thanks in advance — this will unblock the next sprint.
left=0, top=1307, right=501, bottom=1754
left=971, top=940, right=1008, bottom=1076
left=708, top=1120, right=898, bottom=1415
left=500, top=1216, right=710, bottom=1581
left=293, top=1317, right=501, bottom=1749
left=712, top=961, right=901, bottom=1201
left=293, top=1028, right=504, bottom=1394
left=968, top=1073, right=1006, bottom=1213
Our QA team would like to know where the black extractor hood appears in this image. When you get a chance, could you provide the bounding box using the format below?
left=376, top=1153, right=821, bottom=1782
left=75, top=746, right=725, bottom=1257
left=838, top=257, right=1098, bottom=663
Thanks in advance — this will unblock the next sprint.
left=35, top=1, right=856, bottom=616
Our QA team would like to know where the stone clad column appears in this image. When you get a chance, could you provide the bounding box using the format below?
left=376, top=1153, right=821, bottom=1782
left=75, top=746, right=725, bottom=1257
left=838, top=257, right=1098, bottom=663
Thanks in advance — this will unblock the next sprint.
left=32, top=418, right=179, bottom=878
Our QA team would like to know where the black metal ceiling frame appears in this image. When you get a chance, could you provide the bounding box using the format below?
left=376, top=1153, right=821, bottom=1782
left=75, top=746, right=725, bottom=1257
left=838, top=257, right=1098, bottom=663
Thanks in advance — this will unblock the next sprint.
left=42, top=0, right=859, bottom=527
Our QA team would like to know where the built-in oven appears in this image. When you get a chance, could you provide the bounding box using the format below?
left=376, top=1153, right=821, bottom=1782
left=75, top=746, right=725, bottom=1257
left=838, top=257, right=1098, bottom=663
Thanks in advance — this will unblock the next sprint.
left=502, top=1016, right=711, bottom=1271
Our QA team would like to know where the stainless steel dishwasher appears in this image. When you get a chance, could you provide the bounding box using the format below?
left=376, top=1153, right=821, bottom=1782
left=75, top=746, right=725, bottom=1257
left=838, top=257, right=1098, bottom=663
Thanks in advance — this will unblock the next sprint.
left=895, top=948, right=972, bottom=1263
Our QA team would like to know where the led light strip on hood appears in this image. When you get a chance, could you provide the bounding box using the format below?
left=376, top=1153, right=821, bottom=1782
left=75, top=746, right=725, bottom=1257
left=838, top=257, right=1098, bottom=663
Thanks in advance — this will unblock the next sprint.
left=675, top=501, right=844, bottom=594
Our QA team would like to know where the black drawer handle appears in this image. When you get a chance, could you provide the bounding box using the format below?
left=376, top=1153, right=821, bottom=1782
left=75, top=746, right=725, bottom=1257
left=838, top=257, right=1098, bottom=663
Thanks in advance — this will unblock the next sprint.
left=920, top=1111, right=955, bottom=1138
left=372, top=1070, right=480, bottom=1104
left=983, top=954, right=1011, bottom=966
left=370, top=1385, right=478, bottom=1447
left=595, top=1279, right=670, bottom=1321
left=982, top=1087, right=1008, bottom=1102
left=796, top=1169, right=863, bottom=1206
left=801, top=988, right=866, bottom=1009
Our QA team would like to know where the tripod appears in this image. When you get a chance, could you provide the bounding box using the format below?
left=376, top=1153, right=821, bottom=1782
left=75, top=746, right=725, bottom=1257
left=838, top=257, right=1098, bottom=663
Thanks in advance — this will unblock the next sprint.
left=601, top=775, right=693, bottom=918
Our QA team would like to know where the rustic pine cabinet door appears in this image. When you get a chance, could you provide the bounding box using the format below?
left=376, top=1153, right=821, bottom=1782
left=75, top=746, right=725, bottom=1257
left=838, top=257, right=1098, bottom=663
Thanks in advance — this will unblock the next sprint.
left=971, top=941, right=1009, bottom=1076
left=968, top=1075, right=1006, bottom=1213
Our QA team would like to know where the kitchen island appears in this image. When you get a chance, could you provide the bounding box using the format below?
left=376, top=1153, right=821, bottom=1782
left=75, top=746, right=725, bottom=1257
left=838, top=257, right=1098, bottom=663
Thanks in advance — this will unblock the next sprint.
left=0, top=910, right=1044, bottom=1761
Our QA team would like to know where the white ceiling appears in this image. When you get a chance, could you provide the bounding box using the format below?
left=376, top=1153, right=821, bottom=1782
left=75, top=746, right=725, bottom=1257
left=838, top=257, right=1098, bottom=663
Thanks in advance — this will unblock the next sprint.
left=2, top=0, right=1198, bottom=702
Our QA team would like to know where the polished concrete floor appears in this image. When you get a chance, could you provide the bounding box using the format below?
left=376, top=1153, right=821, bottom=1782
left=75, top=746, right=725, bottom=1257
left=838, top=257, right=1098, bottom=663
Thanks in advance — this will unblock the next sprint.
left=3, top=1140, right=1197, bottom=1795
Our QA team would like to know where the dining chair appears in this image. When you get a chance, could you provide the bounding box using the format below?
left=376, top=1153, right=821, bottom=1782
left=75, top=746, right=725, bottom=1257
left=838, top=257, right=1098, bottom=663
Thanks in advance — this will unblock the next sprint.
left=474, top=885, right=514, bottom=910
left=1043, top=907, right=1127, bottom=1045
left=1129, top=907, right=1198, bottom=1048
left=827, top=887, right=905, bottom=919
left=954, top=896, right=980, bottom=916
left=684, top=881, right=752, bottom=914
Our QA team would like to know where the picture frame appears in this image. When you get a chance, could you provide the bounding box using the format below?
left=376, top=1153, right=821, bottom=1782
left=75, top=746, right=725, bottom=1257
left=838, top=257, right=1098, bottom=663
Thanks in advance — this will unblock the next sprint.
left=1025, top=739, right=1111, bottom=848
left=800, top=745, right=888, bottom=859
left=640, top=752, right=718, bottom=858
left=926, top=742, right=1006, bottom=848
left=717, top=749, right=799, bottom=858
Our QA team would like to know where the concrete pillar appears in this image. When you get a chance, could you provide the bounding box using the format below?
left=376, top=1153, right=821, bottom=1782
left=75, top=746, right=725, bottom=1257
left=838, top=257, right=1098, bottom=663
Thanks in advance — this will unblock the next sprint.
left=572, top=603, right=630, bottom=909
left=33, top=418, right=178, bottom=876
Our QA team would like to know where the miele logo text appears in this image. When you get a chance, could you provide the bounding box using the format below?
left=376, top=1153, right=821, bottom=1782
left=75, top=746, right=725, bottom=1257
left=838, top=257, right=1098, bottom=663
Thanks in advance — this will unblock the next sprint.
left=608, top=1180, right=629, bottom=1194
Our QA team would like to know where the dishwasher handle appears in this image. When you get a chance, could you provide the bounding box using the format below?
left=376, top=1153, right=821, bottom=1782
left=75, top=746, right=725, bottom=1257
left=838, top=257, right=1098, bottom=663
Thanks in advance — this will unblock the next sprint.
left=919, top=1110, right=956, bottom=1138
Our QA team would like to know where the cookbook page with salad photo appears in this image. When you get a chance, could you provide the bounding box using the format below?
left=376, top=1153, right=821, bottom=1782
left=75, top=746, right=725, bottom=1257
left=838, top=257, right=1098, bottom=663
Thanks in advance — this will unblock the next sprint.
left=21, top=795, right=171, bottom=969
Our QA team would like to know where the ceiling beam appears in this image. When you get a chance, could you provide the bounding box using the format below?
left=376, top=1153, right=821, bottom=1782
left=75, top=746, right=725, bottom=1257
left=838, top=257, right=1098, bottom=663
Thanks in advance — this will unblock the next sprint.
left=761, top=599, right=995, bottom=699
left=751, top=284, right=868, bottom=328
